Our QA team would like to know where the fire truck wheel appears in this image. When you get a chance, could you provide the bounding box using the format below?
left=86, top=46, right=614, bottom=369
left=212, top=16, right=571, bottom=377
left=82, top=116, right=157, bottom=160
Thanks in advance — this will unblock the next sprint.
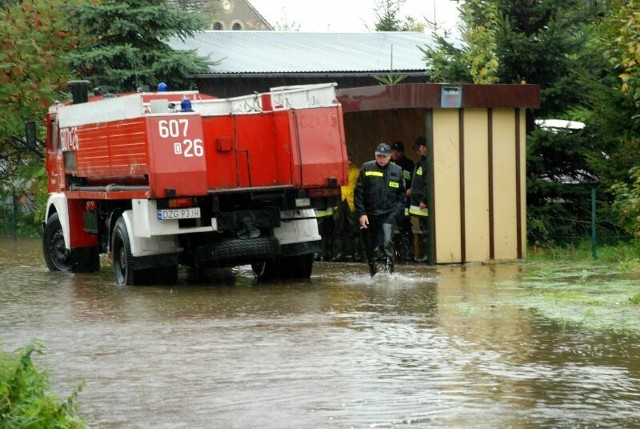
left=43, top=213, right=71, bottom=272
left=285, top=253, right=314, bottom=279
left=252, top=253, right=314, bottom=281
left=112, top=218, right=137, bottom=286
left=251, top=259, right=278, bottom=281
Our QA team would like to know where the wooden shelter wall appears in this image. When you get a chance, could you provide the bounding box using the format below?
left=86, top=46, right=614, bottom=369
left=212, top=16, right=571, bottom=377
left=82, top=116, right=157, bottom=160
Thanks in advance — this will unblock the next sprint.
left=463, top=109, right=491, bottom=263
left=432, top=109, right=462, bottom=263
left=491, top=109, right=526, bottom=261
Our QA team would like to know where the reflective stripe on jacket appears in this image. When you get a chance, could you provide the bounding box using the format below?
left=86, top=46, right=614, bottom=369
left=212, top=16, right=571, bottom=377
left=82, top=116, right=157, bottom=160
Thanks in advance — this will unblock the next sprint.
left=314, top=208, right=334, bottom=218
left=408, top=205, right=428, bottom=217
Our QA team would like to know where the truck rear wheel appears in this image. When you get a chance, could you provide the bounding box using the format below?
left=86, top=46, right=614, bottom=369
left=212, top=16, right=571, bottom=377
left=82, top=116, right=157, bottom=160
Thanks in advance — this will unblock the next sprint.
left=252, top=254, right=314, bottom=281
left=43, top=213, right=71, bottom=272
left=286, top=254, right=314, bottom=278
left=112, top=218, right=177, bottom=285
left=112, top=218, right=137, bottom=286
left=251, top=259, right=279, bottom=281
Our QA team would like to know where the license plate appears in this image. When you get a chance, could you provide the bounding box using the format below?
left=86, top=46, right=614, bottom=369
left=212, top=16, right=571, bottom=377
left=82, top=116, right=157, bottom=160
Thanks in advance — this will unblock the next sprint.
left=157, top=208, right=201, bottom=220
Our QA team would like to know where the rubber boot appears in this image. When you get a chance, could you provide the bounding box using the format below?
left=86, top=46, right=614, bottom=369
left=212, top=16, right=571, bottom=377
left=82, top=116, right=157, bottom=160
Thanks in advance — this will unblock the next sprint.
left=368, top=261, right=377, bottom=277
left=384, top=256, right=395, bottom=274
left=332, top=238, right=345, bottom=262
left=403, top=232, right=414, bottom=261
left=414, top=236, right=429, bottom=263
left=322, top=237, right=333, bottom=261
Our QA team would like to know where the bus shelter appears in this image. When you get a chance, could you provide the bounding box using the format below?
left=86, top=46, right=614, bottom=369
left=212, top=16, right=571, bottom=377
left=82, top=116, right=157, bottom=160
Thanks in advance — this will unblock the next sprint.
left=337, top=83, right=540, bottom=264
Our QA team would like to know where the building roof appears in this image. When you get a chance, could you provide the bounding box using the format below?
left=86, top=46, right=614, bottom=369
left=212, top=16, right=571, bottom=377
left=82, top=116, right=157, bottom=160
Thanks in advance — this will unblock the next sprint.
left=169, top=31, right=433, bottom=75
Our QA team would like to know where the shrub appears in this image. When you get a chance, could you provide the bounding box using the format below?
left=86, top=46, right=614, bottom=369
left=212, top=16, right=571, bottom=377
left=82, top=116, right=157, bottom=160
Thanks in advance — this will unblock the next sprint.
left=0, top=342, right=86, bottom=429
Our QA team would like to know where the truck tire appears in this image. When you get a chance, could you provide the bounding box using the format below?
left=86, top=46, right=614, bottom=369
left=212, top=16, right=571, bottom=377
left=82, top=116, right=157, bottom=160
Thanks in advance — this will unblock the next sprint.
left=252, top=253, right=314, bottom=281
left=251, top=259, right=279, bottom=281
left=112, top=218, right=138, bottom=286
left=112, top=218, right=176, bottom=285
left=286, top=253, right=314, bottom=279
left=43, top=213, right=71, bottom=272
left=196, top=237, right=280, bottom=267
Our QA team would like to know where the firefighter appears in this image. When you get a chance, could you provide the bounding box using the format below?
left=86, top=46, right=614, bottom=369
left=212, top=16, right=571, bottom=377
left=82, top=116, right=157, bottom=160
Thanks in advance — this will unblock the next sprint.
left=409, top=137, right=430, bottom=263
left=355, top=143, right=406, bottom=276
left=332, top=151, right=362, bottom=262
left=390, top=141, right=415, bottom=261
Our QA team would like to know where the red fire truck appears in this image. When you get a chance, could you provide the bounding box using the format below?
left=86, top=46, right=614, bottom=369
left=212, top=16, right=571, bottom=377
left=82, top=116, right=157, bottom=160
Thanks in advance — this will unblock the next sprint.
left=42, top=81, right=347, bottom=285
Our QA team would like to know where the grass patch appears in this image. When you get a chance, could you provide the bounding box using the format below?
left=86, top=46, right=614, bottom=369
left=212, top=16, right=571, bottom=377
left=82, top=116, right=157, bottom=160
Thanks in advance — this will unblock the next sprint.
left=528, top=241, right=640, bottom=265
left=0, top=342, right=86, bottom=428
left=629, top=293, right=640, bottom=305
left=513, top=242, right=640, bottom=334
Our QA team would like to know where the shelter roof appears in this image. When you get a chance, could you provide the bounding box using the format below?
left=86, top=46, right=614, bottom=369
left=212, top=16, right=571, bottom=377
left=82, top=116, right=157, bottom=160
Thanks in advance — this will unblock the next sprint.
left=169, top=31, right=433, bottom=75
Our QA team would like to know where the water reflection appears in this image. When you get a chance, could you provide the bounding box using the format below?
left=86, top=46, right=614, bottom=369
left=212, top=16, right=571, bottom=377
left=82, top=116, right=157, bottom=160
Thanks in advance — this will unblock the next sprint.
left=1, top=238, right=639, bottom=428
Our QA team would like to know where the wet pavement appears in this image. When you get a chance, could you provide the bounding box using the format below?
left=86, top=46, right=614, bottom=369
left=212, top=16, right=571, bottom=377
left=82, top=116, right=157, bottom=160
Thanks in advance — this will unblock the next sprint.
left=1, top=238, right=639, bottom=428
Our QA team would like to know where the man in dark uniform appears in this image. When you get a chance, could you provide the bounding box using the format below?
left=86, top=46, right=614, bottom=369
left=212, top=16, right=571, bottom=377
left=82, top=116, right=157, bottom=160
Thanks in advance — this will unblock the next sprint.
left=409, top=137, right=429, bottom=262
left=355, top=143, right=406, bottom=277
left=390, top=141, right=415, bottom=261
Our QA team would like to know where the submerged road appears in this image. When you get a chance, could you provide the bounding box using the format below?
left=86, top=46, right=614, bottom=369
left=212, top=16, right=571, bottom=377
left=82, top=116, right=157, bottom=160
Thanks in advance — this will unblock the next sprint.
left=1, top=238, right=639, bottom=428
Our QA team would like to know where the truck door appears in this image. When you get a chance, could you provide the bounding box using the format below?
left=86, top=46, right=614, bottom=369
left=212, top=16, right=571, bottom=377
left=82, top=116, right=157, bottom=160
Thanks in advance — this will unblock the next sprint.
left=45, top=115, right=66, bottom=192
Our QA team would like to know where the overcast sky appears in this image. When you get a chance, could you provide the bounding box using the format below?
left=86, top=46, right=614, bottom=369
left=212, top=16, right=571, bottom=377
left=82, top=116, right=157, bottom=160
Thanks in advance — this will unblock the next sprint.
left=248, top=0, right=460, bottom=34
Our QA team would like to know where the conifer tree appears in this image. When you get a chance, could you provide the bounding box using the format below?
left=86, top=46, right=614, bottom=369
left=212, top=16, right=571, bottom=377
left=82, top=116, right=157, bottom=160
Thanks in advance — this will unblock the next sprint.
left=374, top=0, right=423, bottom=32
left=423, top=0, right=608, bottom=243
left=66, top=0, right=213, bottom=92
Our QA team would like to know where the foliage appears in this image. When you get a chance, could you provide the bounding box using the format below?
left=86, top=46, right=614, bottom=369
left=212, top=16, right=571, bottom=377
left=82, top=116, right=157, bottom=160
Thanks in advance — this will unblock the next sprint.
left=0, top=0, right=82, bottom=143
left=460, top=0, right=500, bottom=84
left=610, top=167, right=640, bottom=238
left=167, top=0, right=220, bottom=23
left=373, top=73, right=408, bottom=85
left=0, top=0, right=85, bottom=236
left=1, top=0, right=217, bottom=236
left=419, top=36, right=469, bottom=83
left=0, top=160, right=46, bottom=237
left=373, top=0, right=423, bottom=32
left=372, top=0, right=421, bottom=84
left=272, top=19, right=300, bottom=32
left=594, top=0, right=640, bottom=239
left=0, top=342, right=86, bottom=428
left=65, top=0, right=214, bottom=92
left=602, top=0, right=640, bottom=123
left=373, top=43, right=408, bottom=85
left=529, top=238, right=636, bottom=263
left=420, top=0, right=500, bottom=84
left=423, top=0, right=618, bottom=244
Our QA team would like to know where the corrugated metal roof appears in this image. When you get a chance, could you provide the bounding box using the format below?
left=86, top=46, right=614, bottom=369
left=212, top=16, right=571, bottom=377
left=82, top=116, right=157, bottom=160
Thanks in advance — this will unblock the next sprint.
left=169, top=31, right=433, bottom=74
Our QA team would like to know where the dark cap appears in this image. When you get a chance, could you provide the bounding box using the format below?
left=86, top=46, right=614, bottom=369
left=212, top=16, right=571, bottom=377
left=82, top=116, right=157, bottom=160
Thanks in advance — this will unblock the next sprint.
left=391, top=141, right=404, bottom=151
left=375, top=143, right=391, bottom=156
left=413, top=136, right=427, bottom=150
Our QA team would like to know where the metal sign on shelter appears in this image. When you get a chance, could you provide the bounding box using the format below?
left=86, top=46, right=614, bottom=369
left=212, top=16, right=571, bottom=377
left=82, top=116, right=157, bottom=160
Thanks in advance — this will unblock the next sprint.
left=337, top=83, right=540, bottom=265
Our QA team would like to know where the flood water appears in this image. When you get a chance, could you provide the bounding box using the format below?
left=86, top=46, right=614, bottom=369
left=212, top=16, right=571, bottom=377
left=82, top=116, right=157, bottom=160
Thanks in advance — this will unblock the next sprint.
left=1, top=238, right=640, bottom=428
